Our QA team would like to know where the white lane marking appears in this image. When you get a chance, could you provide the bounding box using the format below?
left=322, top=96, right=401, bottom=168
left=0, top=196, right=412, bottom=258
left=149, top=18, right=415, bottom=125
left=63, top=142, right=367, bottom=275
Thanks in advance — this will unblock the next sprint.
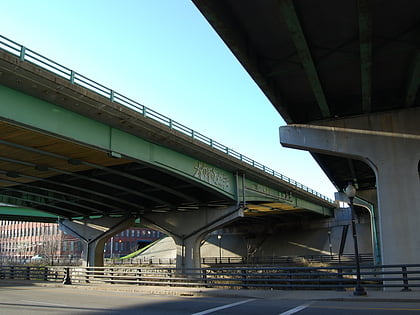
left=20, top=300, right=69, bottom=307
left=191, top=298, right=256, bottom=315
left=279, top=302, right=313, bottom=315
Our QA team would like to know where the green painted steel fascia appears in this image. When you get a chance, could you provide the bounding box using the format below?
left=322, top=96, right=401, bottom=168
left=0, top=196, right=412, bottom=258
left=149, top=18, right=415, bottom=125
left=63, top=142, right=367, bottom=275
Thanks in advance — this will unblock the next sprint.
left=153, top=145, right=236, bottom=197
left=110, top=129, right=236, bottom=197
left=0, top=85, right=235, bottom=198
left=242, top=177, right=332, bottom=216
left=242, top=177, right=294, bottom=204
left=0, top=85, right=110, bottom=148
left=295, top=198, right=332, bottom=216
left=109, top=128, right=153, bottom=161
left=0, top=206, right=58, bottom=218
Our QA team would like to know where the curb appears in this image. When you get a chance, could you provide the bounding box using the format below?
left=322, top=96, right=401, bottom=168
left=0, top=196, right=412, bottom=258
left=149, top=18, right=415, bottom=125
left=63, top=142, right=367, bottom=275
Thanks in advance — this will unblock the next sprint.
left=1, top=280, right=419, bottom=303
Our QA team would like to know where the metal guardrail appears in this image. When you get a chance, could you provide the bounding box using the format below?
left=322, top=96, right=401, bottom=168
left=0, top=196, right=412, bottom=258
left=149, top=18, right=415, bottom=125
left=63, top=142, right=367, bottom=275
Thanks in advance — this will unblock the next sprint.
left=112, top=254, right=373, bottom=266
left=201, top=254, right=374, bottom=266
left=1, top=264, right=419, bottom=291
left=0, top=34, right=334, bottom=204
left=0, top=256, right=82, bottom=266
left=0, top=265, right=65, bottom=281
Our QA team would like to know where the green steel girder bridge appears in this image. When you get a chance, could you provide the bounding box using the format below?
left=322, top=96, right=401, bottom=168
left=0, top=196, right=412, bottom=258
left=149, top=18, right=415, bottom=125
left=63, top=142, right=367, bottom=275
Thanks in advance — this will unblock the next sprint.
left=0, top=35, right=335, bottom=225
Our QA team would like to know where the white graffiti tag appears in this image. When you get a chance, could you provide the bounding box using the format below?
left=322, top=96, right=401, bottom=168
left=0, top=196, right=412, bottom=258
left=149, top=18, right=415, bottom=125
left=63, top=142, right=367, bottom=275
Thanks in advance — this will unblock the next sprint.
left=193, top=162, right=230, bottom=191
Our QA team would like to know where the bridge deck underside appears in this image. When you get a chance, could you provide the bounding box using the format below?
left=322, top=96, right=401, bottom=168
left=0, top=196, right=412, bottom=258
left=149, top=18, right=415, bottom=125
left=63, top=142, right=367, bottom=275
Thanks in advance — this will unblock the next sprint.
left=192, top=0, right=420, bottom=192
left=0, top=119, right=328, bottom=222
left=0, top=120, right=234, bottom=219
left=243, top=203, right=327, bottom=224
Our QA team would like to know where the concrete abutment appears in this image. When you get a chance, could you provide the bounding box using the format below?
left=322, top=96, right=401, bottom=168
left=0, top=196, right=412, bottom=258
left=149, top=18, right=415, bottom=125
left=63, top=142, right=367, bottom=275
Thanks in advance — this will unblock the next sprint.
left=280, top=114, right=420, bottom=265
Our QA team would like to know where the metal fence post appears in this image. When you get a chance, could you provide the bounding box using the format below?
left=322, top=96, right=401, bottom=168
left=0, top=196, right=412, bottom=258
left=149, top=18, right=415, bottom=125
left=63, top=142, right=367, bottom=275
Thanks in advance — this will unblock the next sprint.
left=63, top=267, right=72, bottom=285
left=401, top=266, right=411, bottom=291
left=110, top=267, right=114, bottom=284
left=26, top=266, right=30, bottom=280
left=137, top=268, right=142, bottom=286
left=44, top=267, right=49, bottom=281
left=20, top=46, right=26, bottom=61
left=85, top=268, right=90, bottom=283
left=70, top=70, right=75, bottom=84
left=336, top=267, right=345, bottom=291
left=202, top=269, right=209, bottom=288
left=242, top=269, right=248, bottom=289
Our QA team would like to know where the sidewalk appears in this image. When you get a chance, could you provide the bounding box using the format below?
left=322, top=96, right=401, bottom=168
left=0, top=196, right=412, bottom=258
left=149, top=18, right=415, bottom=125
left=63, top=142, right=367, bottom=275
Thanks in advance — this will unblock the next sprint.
left=1, top=279, right=419, bottom=303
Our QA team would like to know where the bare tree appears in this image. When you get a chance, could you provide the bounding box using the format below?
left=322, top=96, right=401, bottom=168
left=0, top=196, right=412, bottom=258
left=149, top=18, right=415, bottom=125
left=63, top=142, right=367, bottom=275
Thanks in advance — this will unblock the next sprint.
left=38, top=231, right=63, bottom=266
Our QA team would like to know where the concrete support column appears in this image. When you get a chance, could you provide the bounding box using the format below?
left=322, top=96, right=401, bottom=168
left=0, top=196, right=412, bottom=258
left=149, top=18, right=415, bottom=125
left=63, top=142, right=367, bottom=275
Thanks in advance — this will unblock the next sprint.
left=172, top=235, right=202, bottom=270
left=375, top=151, right=420, bottom=264
left=59, top=215, right=135, bottom=267
left=141, top=206, right=243, bottom=272
left=280, top=124, right=420, bottom=264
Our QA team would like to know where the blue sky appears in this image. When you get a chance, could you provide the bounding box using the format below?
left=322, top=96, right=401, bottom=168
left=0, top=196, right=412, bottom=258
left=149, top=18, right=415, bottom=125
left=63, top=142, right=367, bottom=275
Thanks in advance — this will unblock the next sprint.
left=1, top=0, right=336, bottom=198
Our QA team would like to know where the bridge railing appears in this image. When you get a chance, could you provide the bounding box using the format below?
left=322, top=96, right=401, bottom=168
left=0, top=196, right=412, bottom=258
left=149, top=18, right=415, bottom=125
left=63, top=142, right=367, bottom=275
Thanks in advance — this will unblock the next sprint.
left=110, top=254, right=374, bottom=266
left=0, top=34, right=334, bottom=203
left=1, top=264, right=419, bottom=291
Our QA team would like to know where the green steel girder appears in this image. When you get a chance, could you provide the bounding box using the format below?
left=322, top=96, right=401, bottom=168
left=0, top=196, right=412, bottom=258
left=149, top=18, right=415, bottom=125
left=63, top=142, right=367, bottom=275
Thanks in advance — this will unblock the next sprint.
left=358, top=0, right=373, bottom=113
left=0, top=138, right=199, bottom=204
left=0, top=184, right=101, bottom=214
left=279, top=0, right=331, bottom=118
left=0, top=155, right=172, bottom=207
left=294, top=196, right=332, bottom=216
left=0, top=168, right=142, bottom=212
left=0, top=205, right=58, bottom=222
left=0, top=177, right=130, bottom=213
left=0, top=193, right=80, bottom=217
left=240, top=178, right=332, bottom=216
left=405, top=50, right=420, bottom=107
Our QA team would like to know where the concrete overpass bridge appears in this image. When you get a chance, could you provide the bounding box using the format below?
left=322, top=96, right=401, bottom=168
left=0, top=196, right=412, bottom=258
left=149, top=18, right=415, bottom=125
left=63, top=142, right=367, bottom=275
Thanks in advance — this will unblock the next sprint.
left=0, top=35, right=335, bottom=269
left=192, top=0, right=420, bottom=265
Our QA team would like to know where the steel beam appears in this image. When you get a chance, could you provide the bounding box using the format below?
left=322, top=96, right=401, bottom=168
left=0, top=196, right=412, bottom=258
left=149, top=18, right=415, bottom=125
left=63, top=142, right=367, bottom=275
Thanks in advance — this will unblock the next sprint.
left=0, top=205, right=58, bottom=222
left=0, top=139, right=199, bottom=204
left=0, top=183, right=102, bottom=214
left=404, top=50, right=420, bottom=107
left=0, top=193, right=81, bottom=217
left=0, top=177, right=130, bottom=213
left=0, top=155, right=172, bottom=207
left=358, top=0, right=373, bottom=113
left=279, top=0, right=330, bottom=118
left=0, top=169, right=142, bottom=212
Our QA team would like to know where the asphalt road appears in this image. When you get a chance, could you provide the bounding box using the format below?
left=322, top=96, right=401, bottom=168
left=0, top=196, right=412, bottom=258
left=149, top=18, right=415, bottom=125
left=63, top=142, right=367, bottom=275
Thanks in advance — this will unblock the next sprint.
left=1, top=285, right=420, bottom=314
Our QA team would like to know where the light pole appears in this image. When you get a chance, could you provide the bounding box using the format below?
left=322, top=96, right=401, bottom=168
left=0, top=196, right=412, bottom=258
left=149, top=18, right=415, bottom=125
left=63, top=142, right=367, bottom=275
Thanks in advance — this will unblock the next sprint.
left=217, top=234, right=222, bottom=263
left=110, top=237, right=114, bottom=259
left=344, top=182, right=367, bottom=296
left=328, top=230, right=332, bottom=257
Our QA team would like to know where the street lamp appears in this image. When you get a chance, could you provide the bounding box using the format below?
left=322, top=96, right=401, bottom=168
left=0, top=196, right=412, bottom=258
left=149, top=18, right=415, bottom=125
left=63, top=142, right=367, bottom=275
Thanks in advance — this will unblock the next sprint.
left=217, top=234, right=222, bottom=263
left=344, top=182, right=367, bottom=296
left=328, top=230, right=332, bottom=257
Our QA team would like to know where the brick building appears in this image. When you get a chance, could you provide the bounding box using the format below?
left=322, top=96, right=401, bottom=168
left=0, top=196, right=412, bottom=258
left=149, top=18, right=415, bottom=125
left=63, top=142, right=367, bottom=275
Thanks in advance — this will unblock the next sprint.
left=0, top=220, right=163, bottom=264
left=104, top=228, right=164, bottom=258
